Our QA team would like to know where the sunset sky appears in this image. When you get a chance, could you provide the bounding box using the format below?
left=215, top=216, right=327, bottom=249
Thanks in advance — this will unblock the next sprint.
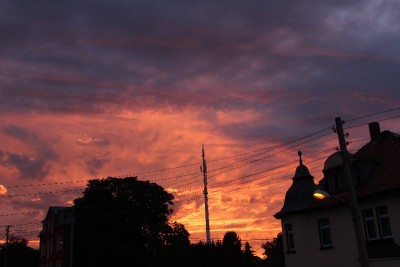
left=1, top=0, right=400, bottom=256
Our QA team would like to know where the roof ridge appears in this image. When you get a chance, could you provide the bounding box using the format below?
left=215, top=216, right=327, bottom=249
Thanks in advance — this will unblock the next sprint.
left=388, top=133, right=400, bottom=158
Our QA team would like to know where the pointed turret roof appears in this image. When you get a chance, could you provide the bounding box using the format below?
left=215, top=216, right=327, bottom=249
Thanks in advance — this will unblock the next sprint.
left=274, top=151, right=316, bottom=219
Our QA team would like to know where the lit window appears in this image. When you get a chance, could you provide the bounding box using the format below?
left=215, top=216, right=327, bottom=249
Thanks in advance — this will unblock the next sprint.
left=318, top=218, right=333, bottom=249
left=376, top=206, right=392, bottom=239
left=285, top=223, right=296, bottom=253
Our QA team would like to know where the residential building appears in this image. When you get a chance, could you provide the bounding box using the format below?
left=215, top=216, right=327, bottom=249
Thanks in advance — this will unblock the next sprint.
left=274, top=122, right=400, bottom=267
left=39, top=206, right=74, bottom=267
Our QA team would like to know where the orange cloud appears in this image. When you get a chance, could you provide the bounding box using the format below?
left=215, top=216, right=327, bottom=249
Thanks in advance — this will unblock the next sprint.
left=0, top=184, right=7, bottom=195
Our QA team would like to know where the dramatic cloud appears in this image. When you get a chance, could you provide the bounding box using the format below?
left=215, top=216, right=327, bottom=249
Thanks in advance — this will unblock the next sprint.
left=0, top=184, right=7, bottom=195
left=0, top=125, right=57, bottom=181
left=1, top=0, right=400, bottom=255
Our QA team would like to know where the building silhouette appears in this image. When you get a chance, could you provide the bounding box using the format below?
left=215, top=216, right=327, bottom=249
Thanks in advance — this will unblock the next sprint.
left=39, top=206, right=74, bottom=267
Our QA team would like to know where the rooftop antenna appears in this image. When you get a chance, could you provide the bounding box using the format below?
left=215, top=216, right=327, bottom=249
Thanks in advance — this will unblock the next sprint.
left=201, top=144, right=211, bottom=245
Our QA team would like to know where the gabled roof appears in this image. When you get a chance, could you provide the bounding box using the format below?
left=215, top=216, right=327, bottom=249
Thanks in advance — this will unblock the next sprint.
left=354, top=130, right=400, bottom=197
left=309, top=130, right=400, bottom=209
left=39, top=206, right=74, bottom=237
left=42, top=206, right=73, bottom=222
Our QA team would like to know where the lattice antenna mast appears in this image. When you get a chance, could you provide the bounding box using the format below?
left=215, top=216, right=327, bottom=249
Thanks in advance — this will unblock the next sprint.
left=201, top=144, right=211, bottom=245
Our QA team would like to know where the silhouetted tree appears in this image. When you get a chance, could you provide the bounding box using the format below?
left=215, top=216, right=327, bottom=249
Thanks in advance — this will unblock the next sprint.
left=223, top=231, right=243, bottom=267
left=243, top=241, right=258, bottom=267
left=164, top=221, right=190, bottom=247
left=0, top=235, right=39, bottom=267
left=73, top=177, right=178, bottom=267
left=262, top=232, right=285, bottom=267
left=187, top=241, right=225, bottom=267
left=156, top=221, right=191, bottom=266
left=179, top=238, right=264, bottom=267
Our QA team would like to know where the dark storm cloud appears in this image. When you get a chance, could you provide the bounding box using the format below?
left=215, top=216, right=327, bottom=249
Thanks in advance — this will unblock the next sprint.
left=0, top=125, right=58, bottom=180
left=1, top=0, right=399, bottom=137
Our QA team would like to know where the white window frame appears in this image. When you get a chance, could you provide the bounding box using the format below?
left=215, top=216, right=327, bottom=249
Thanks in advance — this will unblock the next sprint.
left=376, top=206, right=392, bottom=239
left=318, top=217, right=333, bottom=248
left=363, top=208, right=378, bottom=241
left=362, top=205, right=393, bottom=241
left=285, top=223, right=296, bottom=253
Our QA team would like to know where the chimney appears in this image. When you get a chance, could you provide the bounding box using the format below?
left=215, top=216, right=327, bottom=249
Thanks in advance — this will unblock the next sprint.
left=369, top=122, right=381, bottom=141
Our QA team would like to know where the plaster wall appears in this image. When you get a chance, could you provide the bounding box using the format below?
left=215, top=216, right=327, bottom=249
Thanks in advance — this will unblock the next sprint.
left=281, top=194, right=400, bottom=267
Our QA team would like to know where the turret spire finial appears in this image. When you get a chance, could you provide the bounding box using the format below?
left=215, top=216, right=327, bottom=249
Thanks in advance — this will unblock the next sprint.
left=298, top=151, right=303, bottom=165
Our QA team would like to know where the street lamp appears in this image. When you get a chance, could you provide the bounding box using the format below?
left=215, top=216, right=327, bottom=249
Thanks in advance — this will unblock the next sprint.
left=313, top=189, right=330, bottom=200
left=313, top=189, right=349, bottom=205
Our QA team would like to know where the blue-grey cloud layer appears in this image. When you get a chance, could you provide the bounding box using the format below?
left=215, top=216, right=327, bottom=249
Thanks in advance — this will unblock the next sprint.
left=1, top=0, right=399, bottom=139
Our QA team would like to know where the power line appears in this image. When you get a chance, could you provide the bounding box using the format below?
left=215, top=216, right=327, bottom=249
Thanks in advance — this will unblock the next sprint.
left=346, top=114, right=400, bottom=130
left=207, top=125, right=333, bottom=163
left=0, top=156, right=334, bottom=233
left=1, top=124, right=335, bottom=191
left=0, top=189, right=83, bottom=198
left=0, top=221, right=41, bottom=228
left=175, top=148, right=334, bottom=196
left=346, top=107, right=400, bottom=123
left=2, top=114, right=387, bottom=228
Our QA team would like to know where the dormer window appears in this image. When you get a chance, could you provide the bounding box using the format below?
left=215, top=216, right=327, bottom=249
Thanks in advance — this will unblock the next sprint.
left=327, top=171, right=342, bottom=194
left=323, top=151, right=361, bottom=195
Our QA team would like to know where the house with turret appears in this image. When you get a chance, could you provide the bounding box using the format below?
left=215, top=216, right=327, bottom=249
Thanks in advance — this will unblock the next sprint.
left=274, top=122, right=400, bottom=267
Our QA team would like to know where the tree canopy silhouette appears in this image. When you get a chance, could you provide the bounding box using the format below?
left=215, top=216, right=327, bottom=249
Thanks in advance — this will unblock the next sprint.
left=73, top=176, right=186, bottom=267
left=262, top=232, right=284, bottom=267
left=0, top=235, right=39, bottom=267
left=223, top=231, right=243, bottom=267
left=243, top=241, right=259, bottom=267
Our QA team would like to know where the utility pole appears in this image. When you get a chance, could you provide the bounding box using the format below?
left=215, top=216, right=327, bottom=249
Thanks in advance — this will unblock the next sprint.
left=70, top=207, right=75, bottom=267
left=201, top=145, right=211, bottom=245
left=335, top=117, right=369, bottom=267
left=4, top=225, right=10, bottom=267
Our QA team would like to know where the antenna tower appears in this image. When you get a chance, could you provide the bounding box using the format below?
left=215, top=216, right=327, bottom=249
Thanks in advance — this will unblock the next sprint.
left=201, top=144, right=211, bottom=245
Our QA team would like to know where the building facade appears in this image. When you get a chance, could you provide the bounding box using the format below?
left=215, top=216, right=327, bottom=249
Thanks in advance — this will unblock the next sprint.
left=39, top=206, right=74, bottom=267
left=274, top=122, right=400, bottom=267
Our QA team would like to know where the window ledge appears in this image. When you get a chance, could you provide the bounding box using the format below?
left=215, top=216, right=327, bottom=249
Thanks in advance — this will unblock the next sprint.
left=320, top=245, right=334, bottom=250
left=287, top=250, right=296, bottom=254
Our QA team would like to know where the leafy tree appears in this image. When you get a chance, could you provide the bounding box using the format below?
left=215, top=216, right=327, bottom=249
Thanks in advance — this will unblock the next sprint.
left=223, top=231, right=243, bottom=267
left=164, top=221, right=190, bottom=248
left=156, top=221, right=191, bottom=267
left=73, top=177, right=178, bottom=267
left=187, top=241, right=225, bottom=267
left=261, top=232, right=285, bottom=267
left=223, top=231, right=242, bottom=252
left=0, top=235, right=39, bottom=267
